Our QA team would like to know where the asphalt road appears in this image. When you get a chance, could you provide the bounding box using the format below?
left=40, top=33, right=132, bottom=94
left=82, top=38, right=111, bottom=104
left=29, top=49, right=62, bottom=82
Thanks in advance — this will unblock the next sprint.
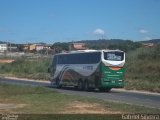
left=0, top=77, right=160, bottom=109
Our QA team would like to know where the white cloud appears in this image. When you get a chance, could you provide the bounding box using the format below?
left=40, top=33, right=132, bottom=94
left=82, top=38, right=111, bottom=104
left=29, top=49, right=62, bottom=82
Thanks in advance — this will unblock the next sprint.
left=139, top=29, right=148, bottom=34
left=93, top=28, right=105, bottom=35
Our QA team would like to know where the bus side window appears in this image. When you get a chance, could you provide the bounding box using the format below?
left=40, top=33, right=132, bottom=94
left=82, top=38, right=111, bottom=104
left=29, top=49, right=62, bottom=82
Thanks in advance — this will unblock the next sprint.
left=52, top=56, right=57, bottom=66
left=51, top=56, right=57, bottom=74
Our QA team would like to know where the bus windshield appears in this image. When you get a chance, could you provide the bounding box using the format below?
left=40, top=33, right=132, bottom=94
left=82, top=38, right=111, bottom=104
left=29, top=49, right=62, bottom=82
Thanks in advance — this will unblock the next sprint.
left=104, top=52, right=124, bottom=61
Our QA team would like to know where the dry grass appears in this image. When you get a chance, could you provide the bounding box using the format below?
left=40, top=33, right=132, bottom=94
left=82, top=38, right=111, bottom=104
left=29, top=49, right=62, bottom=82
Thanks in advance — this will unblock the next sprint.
left=0, top=103, right=26, bottom=114
left=61, top=101, right=121, bottom=114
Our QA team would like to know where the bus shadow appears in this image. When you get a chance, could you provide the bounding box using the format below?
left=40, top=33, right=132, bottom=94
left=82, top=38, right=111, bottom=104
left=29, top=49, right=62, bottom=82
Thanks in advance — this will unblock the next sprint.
left=50, top=86, right=120, bottom=94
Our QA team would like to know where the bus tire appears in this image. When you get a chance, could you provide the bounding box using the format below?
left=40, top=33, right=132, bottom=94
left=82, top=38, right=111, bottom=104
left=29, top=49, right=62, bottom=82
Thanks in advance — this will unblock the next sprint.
left=57, top=84, right=62, bottom=89
left=77, top=80, right=84, bottom=91
left=50, top=81, right=55, bottom=87
left=99, top=88, right=111, bottom=92
left=84, top=80, right=89, bottom=91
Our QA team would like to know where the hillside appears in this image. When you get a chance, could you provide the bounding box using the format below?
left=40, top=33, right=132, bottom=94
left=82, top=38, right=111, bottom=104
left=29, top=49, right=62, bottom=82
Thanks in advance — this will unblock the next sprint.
left=53, top=39, right=142, bottom=52
left=72, top=39, right=127, bottom=45
left=125, top=45, right=160, bottom=92
left=139, top=39, right=160, bottom=44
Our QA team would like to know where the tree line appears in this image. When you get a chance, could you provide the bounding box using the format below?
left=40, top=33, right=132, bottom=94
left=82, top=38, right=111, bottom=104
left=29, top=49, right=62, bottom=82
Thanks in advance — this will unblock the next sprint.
left=52, top=39, right=142, bottom=53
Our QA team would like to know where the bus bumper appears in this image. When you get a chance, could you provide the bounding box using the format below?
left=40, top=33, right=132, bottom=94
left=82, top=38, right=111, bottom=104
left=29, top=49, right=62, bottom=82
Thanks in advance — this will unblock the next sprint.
left=99, top=80, right=124, bottom=89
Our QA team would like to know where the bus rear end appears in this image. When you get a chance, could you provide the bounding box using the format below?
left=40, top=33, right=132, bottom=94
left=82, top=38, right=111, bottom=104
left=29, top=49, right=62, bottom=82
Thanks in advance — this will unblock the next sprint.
left=99, top=50, right=125, bottom=91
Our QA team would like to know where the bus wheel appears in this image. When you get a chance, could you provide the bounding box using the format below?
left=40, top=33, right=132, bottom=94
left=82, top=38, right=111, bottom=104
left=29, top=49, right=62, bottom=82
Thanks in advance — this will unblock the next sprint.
left=99, top=88, right=111, bottom=92
left=57, top=84, right=62, bottom=89
left=77, top=80, right=84, bottom=91
left=50, top=81, right=55, bottom=87
left=84, top=80, right=89, bottom=91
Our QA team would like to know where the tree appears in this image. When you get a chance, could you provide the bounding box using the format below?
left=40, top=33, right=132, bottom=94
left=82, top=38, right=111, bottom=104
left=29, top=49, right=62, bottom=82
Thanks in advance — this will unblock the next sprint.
left=52, top=42, right=69, bottom=53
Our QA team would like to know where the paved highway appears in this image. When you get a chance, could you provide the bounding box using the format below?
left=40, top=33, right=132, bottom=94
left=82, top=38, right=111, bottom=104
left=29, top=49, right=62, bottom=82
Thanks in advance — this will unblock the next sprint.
left=0, top=77, right=160, bottom=109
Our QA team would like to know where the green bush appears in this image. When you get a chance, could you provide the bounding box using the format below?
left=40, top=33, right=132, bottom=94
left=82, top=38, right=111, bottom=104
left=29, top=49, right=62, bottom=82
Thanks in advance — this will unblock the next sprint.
left=125, top=45, right=160, bottom=92
left=0, top=57, right=51, bottom=80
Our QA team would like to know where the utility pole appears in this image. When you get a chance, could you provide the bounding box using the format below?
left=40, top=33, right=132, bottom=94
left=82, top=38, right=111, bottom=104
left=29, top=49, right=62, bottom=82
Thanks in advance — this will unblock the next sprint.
left=10, top=42, right=11, bottom=52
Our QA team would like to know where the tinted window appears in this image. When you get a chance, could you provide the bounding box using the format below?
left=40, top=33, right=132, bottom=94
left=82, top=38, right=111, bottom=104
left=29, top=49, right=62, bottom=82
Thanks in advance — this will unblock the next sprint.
left=52, top=56, right=57, bottom=65
left=104, top=52, right=124, bottom=61
left=57, top=52, right=101, bottom=64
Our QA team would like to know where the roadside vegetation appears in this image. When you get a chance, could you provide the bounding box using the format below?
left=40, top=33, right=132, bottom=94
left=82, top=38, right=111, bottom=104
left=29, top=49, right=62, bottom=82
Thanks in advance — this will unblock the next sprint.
left=0, top=44, right=160, bottom=92
left=0, top=83, right=160, bottom=119
left=0, top=56, right=51, bottom=80
left=125, top=45, right=160, bottom=92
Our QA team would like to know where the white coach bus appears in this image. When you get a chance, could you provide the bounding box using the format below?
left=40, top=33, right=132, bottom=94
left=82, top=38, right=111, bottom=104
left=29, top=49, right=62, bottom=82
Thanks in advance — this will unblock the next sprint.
left=48, top=50, right=125, bottom=92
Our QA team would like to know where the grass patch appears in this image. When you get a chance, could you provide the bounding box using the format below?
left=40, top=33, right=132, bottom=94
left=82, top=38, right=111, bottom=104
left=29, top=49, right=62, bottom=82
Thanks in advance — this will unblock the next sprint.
left=0, top=83, right=160, bottom=115
left=16, top=114, right=121, bottom=120
left=125, top=46, right=160, bottom=92
left=0, top=83, right=160, bottom=120
left=0, top=57, right=50, bottom=80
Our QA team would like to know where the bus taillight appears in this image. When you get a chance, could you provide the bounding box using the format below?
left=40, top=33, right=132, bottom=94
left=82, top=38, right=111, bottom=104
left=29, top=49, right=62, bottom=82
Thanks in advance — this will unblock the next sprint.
left=109, top=67, right=122, bottom=71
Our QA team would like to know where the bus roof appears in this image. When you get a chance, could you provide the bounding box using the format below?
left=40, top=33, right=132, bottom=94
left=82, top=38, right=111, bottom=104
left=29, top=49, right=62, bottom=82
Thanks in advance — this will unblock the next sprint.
left=54, top=49, right=124, bottom=56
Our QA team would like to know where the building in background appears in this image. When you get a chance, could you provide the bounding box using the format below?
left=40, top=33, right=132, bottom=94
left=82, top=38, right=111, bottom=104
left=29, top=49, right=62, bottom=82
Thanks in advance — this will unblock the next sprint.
left=70, top=43, right=86, bottom=50
left=23, top=43, right=47, bottom=52
left=23, top=44, right=29, bottom=52
left=0, top=44, right=8, bottom=52
left=8, top=45, right=18, bottom=52
left=36, top=44, right=44, bottom=51
left=29, top=44, right=36, bottom=51
left=142, top=43, right=154, bottom=48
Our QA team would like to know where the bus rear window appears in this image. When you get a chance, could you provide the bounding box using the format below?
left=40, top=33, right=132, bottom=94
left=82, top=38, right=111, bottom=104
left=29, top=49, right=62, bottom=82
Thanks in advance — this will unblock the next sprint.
left=104, top=52, right=124, bottom=61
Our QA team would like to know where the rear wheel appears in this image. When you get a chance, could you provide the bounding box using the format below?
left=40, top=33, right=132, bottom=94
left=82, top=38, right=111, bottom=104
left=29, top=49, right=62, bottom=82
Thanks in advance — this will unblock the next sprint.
left=99, top=88, right=111, bottom=92
left=77, top=80, right=84, bottom=91
left=84, top=80, right=89, bottom=91
left=50, top=80, right=55, bottom=87
left=56, top=78, right=62, bottom=88
left=57, top=84, right=62, bottom=89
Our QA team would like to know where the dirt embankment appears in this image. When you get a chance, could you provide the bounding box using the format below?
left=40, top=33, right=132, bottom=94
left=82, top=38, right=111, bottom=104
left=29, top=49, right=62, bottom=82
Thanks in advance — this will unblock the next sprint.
left=0, top=60, right=15, bottom=63
left=61, top=101, right=121, bottom=114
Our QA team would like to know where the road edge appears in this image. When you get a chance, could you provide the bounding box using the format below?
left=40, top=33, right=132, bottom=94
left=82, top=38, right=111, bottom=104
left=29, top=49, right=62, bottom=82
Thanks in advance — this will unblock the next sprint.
left=1, top=76, right=160, bottom=96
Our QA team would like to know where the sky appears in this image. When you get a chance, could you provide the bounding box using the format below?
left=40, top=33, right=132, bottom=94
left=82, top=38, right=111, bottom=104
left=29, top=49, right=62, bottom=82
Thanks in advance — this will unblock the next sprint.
left=0, top=0, right=160, bottom=44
